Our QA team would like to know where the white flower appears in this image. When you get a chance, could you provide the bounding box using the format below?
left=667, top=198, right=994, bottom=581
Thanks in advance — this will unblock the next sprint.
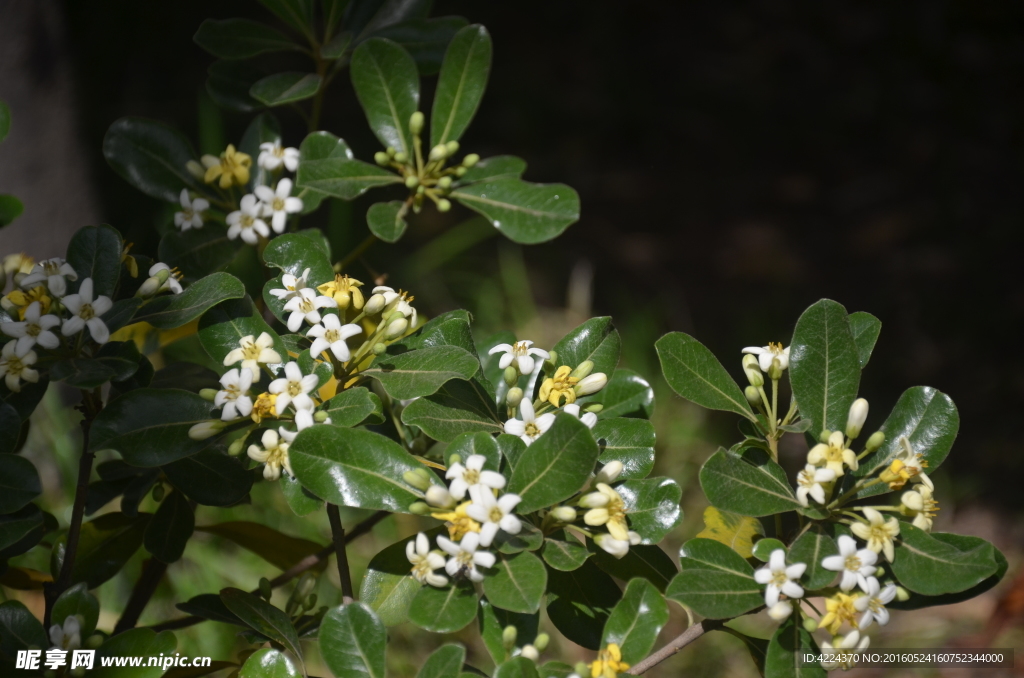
left=807, top=430, right=858, bottom=477
left=1, top=301, right=61, bottom=352
left=742, top=342, right=790, bottom=372
left=294, top=408, right=314, bottom=431
left=850, top=508, right=901, bottom=562
left=854, top=576, right=897, bottom=629
left=370, top=286, right=417, bottom=326
left=148, top=263, right=183, bottom=294
left=820, top=630, right=869, bottom=670
left=465, top=485, right=522, bottom=547
left=503, top=399, right=556, bottom=446
left=215, top=368, right=253, bottom=421
left=61, top=278, right=112, bottom=344
left=406, top=532, right=448, bottom=587
left=445, top=454, right=506, bottom=500
left=283, top=288, right=336, bottom=332
left=753, top=549, right=806, bottom=607
left=563, top=403, right=597, bottom=428
left=437, top=532, right=495, bottom=582
left=766, top=600, right=793, bottom=622
left=593, top=533, right=630, bottom=558
left=174, top=189, right=209, bottom=231
left=894, top=436, right=934, bottom=490
left=269, top=268, right=311, bottom=302
left=594, top=460, right=623, bottom=484
left=796, top=463, right=836, bottom=507
left=821, top=535, right=877, bottom=592
left=21, top=257, right=77, bottom=297
left=307, top=315, right=362, bottom=361
left=226, top=194, right=270, bottom=244
left=0, top=341, right=39, bottom=392
left=247, top=429, right=293, bottom=480
left=901, top=484, right=939, bottom=532
left=49, top=615, right=81, bottom=651
left=488, top=339, right=550, bottom=375
left=268, top=361, right=319, bottom=412
left=223, top=332, right=282, bottom=379
left=258, top=139, right=300, bottom=172
left=256, top=178, right=303, bottom=233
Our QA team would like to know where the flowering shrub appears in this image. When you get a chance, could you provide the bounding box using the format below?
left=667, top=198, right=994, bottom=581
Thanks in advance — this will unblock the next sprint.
left=0, top=3, right=1004, bottom=678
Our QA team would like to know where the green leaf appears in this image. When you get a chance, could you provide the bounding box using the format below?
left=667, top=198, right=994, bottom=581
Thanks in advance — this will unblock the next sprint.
left=159, top=227, right=240, bottom=282
left=655, top=332, right=754, bottom=420
left=751, top=538, right=786, bottom=562
left=452, top=178, right=580, bottom=244
left=321, top=29, right=353, bottom=59
left=162, top=449, right=253, bottom=506
left=371, top=17, right=468, bottom=76
left=360, top=530, right=441, bottom=626
left=365, top=345, right=480, bottom=399
left=417, top=644, right=466, bottom=678
left=409, top=581, right=478, bottom=633
left=495, top=522, right=543, bottom=555
left=298, top=349, right=333, bottom=389
left=320, top=603, right=386, bottom=678
left=494, top=658, right=539, bottom=678
left=699, top=447, right=800, bottom=517
left=0, top=504, right=44, bottom=557
left=552, top=316, right=620, bottom=379
left=290, top=425, right=438, bottom=512
left=199, top=295, right=286, bottom=370
left=280, top=474, right=323, bottom=516
left=93, top=628, right=177, bottom=678
left=66, top=224, right=123, bottom=297
left=764, top=617, right=825, bottom=678
left=0, top=195, right=24, bottom=227
left=177, top=593, right=244, bottom=626
left=891, top=524, right=999, bottom=596
left=320, top=387, right=382, bottom=427
left=541, top=532, right=591, bottom=571
left=366, top=200, right=408, bottom=242
left=351, top=37, right=419, bottom=153
left=889, top=533, right=1007, bottom=610
left=0, top=455, right=41, bottom=514
left=458, top=155, right=527, bottom=185
left=617, top=477, right=682, bottom=543
left=134, top=272, right=245, bottom=329
left=666, top=538, right=764, bottom=619
left=789, top=299, right=862, bottom=435
left=251, top=72, right=322, bottom=106
left=144, top=490, right=195, bottom=563
left=207, top=59, right=265, bottom=112
left=51, top=583, right=100, bottom=636
left=848, top=311, right=881, bottom=369
left=0, top=403, right=20, bottom=454
left=444, top=431, right=502, bottom=474
left=537, top=663, right=575, bottom=678
left=507, top=414, right=600, bottom=513
left=198, top=522, right=324, bottom=572
left=788, top=526, right=837, bottom=590
left=592, top=369, right=654, bottom=420
left=296, top=153, right=401, bottom=200
left=103, top=117, right=198, bottom=202
left=545, top=560, right=621, bottom=650
left=0, top=600, right=48, bottom=660
left=588, top=543, right=678, bottom=593
left=694, top=506, right=764, bottom=559
left=258, top=0, right=315, bottom=39
left=240, top=648, right=301, bottom=678
left=49, top=357, right=116, bottom=389
left=482, top=551, right=547, bottom=614
left=430, top=24, right=491, bottom=147
left=194, top=19, right=299, bottom=59
left=593, top=418, right=655, bottom=480
left=351, top=0, right=432, bottom=36
left=401, top=378, right=502, bottom=441
left=0, top=377, right=48, bottom=421
left=262, top=230, right=334, bottom=283
left=90, top=388, right=216, bottom=467
left=70, top=513, right=150, bottom=588
left=602, top=578, right=669, bottom=665
left=221, top=588, right=303, bottom=662
left=478, top=597, right=539, bottom=664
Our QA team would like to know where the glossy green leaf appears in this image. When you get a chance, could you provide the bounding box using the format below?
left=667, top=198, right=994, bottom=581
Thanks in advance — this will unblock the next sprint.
left=290, top=425, right=437, bottom=512
left=588, top=543, right=678, bottom=593
left=494, top=658, right=539, bottom=678
left=262, top=230, right=334, bottom=286
left=482, top=551, right=547, bottom=614
left=93, top=628, right=177, bottom=678
left=617, top=477, right=682, bottom=543
left=163, top=449, right=253, bottom=506
left=51, top=583, right=100, bottom=636
left=890, top=533, right=1007, bottom=610
left=409, top=581, right=478, bottom=633
left=120, top=470, right=160, bottom=518
left=891, top=524, right=999, bottom=596
left=251, top=72, right=322, bottom=106
left=445, top=431, right=502, bottom=473
left=258, top=0, right=315, bottom=38
left=401, top=378, right=502, bottom=441
left=507, top=414, right=600, bottom=513
left=789, top=299, right=861, bottom=435
left=351, top=37, right=419, bottom=153
left=694, top=506, right=763, bottom=559
left=0, top=195, right=23, bottom=227
left=0, top=600, right=47, bottom=668
left=552, top=316, right=620, bottom=379
left=0, top=403, right=20, bottom=454
left=497, top=433, right=527, bottom=473
left=478, top=597, right=538, bottom=664
left=321, top=29, right=353, bottom=59
left=495, top=522, right=543, bottom=555
left=240, top=648, right=300, bottom=678
left=452, top=179, right=580, bottom=245
left=320, top=387, right=382, bottom=427
left=372, top=17, right=467, bottom=76
left=90, top=388, right=216, bottom=466
left=541, top=533, right=591, bottom=571
left=71, top=513, right=150, bottom=588
left=159, top=227, right=240, bottom=282
left=764, top=617, right=825, bottom=678
left=667, top=538, right=764, bottom=619
left=593, top=418, right=655, bottom=480
left=103, top=117, right=198, bottom=202
left=366, top=200, right=408, bottom=242
left=177, top=593, right=244, bottom=626
left=280, top=474, right=323, bottom=516
left=751, top=538, right=786, bottom=562
left=537, top=662, right=575, bottom=678
left=0, top=504, right=44, bottom=557
left=198, top=522, right=323, bottom=572
left=545, top=560, right=621, bottom=650
left=592, top=369, right=654, bottom=420
left=655, top=332, right=754, bottom=420
left=51, top=341, right=141, bottom=390
left=365, top=345, right=479, bottom=399
left=319, top=603, right=386, bottom=678
left=430, top=24, right=491, bottom=147
left=788, top=526, right=837, bottom=590
left=602, top=578, right=669, bottom=665
left=144, top=490, right=194, bottom=563
left=699, top=447, right=800, bottom=516
left=360, top=530, right=442, bottom=626
left=298, top=349, right=333, bottom=389
left=199, top=295, right=286, bottom=372
left=458, top=155, right=526, bottom=185
left=66, top=224, right=123, bottom=297
left=416, top=644, right=466, bottom=678
left=848, top=311, right=881, bottom=369
left=206, top=59, right=265, bottom=112
left=133, top=272, right=245, bottom=329
left=393, top=312, right=476, bottom=354
left=194, top=18, right=298, bottom=59
left=221, top=588, right=302, bottom=662
left=0, top=455, right=40, bottom=514
left=350, top=0, right=432, bottom=36
left=296, top=153, right=401, bottom=200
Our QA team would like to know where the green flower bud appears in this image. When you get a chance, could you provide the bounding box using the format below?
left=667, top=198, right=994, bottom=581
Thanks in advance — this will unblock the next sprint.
left=583, top=403, right=603, bottom=413
left=374, top=151, right=390, bottom=166
left=802, top=616, right=819, bottom=633
left=386, top=146, right=396, bottom=156
left=742, top=354, right=764, bottom=388
left=504, top=365, right=519, bottom=387
left=437, top=176, right=452, bottom=190
left=744, top=385, right=760, bottom=405
left=372, top=342, right=387, bottom=355
left=409, top=501, right=430, bottom=515
left=501, top=625, right=517, bottom=650
left=394, top=151, right=408, bottom=163
left=462, top=153, right=480, bottom=167
left=429, top=144, right=448, bottom=161
left=296, top=572, right=317, bottom=598
left=448, top=453, right=462, bottom=466
left=543, top=351, right=558, bottom=371
left=188, top=420, right=225, bottom=441
left=570, top=360, right=594, bottom=380
left=533, top=633, right=549, bottom=652
left=767, top=357, right=784, bottom=381
left=506, top=387, right=524, bottom=408
left=259, top=577, right=273, bottom=601
left=454, top=166, right=467, bottom=177
left=437, top=198, right=451, bottom=212
left=405, top=175, right=420, bottom=189
left=445, top=140, right=460, bottom=155
left=403, top=470, right=431, bottom=491
left=199, top=388, right=219, bottom=401
left=575, top=662, right=590, bottom=676
left=865, top=430, right=885, bottom=452
left=819, top=429, right=832, bottom=444
left=386, top=317, right=409, bottom=339
left=846, top=398, right=869, bottom=439
left=409, top=111, right=424, bottom=135
left=304, top=593, right=317, bottom=611
left=85, top=633, right=105, bottom=649
left=314, top=410, right=329, bottom=422
left=895, top=585, right=911, bottom=602
left=151, top=483, right=165, bottom=502
left=227, top=435, right=247, bottom=456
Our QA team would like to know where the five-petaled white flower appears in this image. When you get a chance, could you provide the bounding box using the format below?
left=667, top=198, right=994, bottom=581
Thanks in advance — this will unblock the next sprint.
left=307, top=315, right=362, bottom=362
left=148, top=263, right=183, bottom=294
left=854, top=576, right=896, bottom=629
left=753, top=549, right=806, bottom=607
left=49, top=615, right=81, bottom=651
left=821, top=535, right=877, bottom=592
left=247, top=428, right=293, bottom=480
left=0, top=341, right=39, bottom=392
left=283, top=288, right=336, bottom=332
left=445, top=453, right=506, bottom=500
left=850, top=507, right=901, bottom=562
left=256, top=178, right=303, bottom=233
left=488, top=339, right=550, bottom=375
left=21, top=257, right=77, bottom=297
left=466, top=485, right=522, bottom=547
left=820, top=630, right=869, bottom=670
left=174, top=189, right=209, bottom=231
left=742, top=342, right=790, bottom=372
left=226, top=194, right=270, bottom=244
left=437, top=532, right=495, bottom=583
left=1, top=301, right=61, bottom=352
left=406, top=532, right=448, bottom=587
left=215, top=368, right=253, bottom=421
left=61, top=278, right=112, bottom=344
left=258, top=139, right=300, bottom=172
left=268, top=361, right=319, bottom=412
left=563, top=403, right=597, bottom=429
left=269, top=268, right=311, bottom=302
left=796, top=463, right=836, bottom=507
left=223, top=332, right=282, bottom=379
left=503, top=399, right=555, bottom=446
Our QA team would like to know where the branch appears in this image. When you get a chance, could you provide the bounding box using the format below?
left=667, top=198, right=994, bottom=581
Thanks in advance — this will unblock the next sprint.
left=326, top=503, right=354, bottom=603
left=626, top=620, right=721, bottom=675
left=113, top=558, right=168, bottom=634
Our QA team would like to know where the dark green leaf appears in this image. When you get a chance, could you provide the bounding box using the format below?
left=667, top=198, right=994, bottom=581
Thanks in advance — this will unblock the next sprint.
left=0, top=403, right=20, bottom=454
left=221, top=587, right=303, bottom=662
left=351, top=0, right=432, bottom=36
left=321, top=29, right=353, bottom=59
left=482, top=551, right=547, bottom=614
left=207, top=59, right=265, bottom=112
left=0, top=195, right=23, bottom=227
left=458, top=155, right=526, bottom=185
left=262, top=230, right=334, bottom=284
left=257, top=0, right=315, bottom=38
left=537, top=663, right=575, bottom=678
left=319, top=603, right=387, bottom=678
left=120, top=470, right=160, bottom=518
left=617, top=477, right=682, bottom=543
left=144, top=490, right=194, bottom=563
left=507, top=414, right=600, bottom=513
left=50, top=357, right=117, bottom=389
left=199, top=522, right=324, bottom=572
left=495, top=521, right=543, bottom=555
left=177, top=593, right=244, bottom=626
left=416, top=644, right=465, bottom=678
left=52, top=583, right=100, bottom=636
left=497, top=433, right=527, bottom=473
left=372, top=17, right=467, bottom=76
left=251, top=72, right=322, bottom=106
left=93, top=629, right=177, bottom=678
left=366, top=200, right=408, bottom=242
left=365, top=344, right=479, bottom=399
left=296, top=131, right=401, bottom=200
left=552, top=316, right=620, bottom=378
left=194, top=19, right=299, bottom=59
left=401, top=378, right=502, bottom=441
left=199, top=295, right=286, bottom=372
left=602, top=578, right=669, bottom=665
left=0, top=377, right=48, bottom=421
left=239, top=648, right=301, bottom=678
left=890, top=533, right=1007, bottom=610
left=592, top=369, right=654, bottom=420
left=0, top=504, right=44, bottom=558
left=751, top=538, right=786, bottom=562
left=430, top=24, right=491, bottom=147
left=493, top=658, right=539, bottom=678
left=541, top=533, right=591, bottom=571
left=891, top=524, right=999, bottom=596
left=96, top=341, right=143, bottom=381
left=764, top=616, right=825, bottom=678
left=409, top=580, right=478, bottom=633
left=360, top=530, right=442, bottom=626
left=452, top=178, right=580, bottom=245
left=545, top=560, right=621, bottom=650
left=103, top=117, right=198, bottom=202
left=655, top=332, right=754, bottom=420
left=699, top=447, right=800, bottom=516
left=593, top=418, right=655, bottom=480
left=478, top=597, right=538, bottom=664
left=159, top=227, right=241, bottom=282
left=0, top=600, right=48, bottom=660
left=588, top=543, right=678, bottom=593
left=350, top=37, right=419, bottom=153
left=848, top=311, right=881, bottom=369
left=134, top=272, right=246, bottom=329
left=444, top=431, right=502, bottom=474
left=666, top=538, right=764, bottom=619
left=280, top=474, right=323, bottom=516
left=66, top=224, right=123, bottom=297
left=0, top=455, right=40, bottom=513
left=70, top=513, right=150, bottom=588
left=163, top=449, right=253, bottom=506
left=110, top=348, right=154, bottom=395
left=788, top=526, right=837, bottom=590
left=320, top=387, right=382, bottom=427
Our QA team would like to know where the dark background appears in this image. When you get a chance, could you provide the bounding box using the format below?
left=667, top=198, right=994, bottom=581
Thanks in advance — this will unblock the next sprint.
left=57, top=0, right=1024, bottom=507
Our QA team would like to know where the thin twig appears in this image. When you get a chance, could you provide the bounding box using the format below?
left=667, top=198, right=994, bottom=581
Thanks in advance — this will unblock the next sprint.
left=627, top=620, right=721, bottom=675
left=113, top=558, right=168, bottom=634
left=326, top=504, right=354, bottom=603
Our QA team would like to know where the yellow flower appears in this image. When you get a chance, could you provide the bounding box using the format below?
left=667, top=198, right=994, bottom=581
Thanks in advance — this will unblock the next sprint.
left=590, top=644, right=629, bottom=678
left=2, top=286, right=52, bottom=320
left=251, top=392, right=278, bottom=423
left=202, top=144, right=252, bottom=188
left=317, top=274, right=365, bottom=310
left=807, top=430, right=858, bottom=477
left=582, top=483, right=630, bottom=541
left=850, top=507, right=901, bottom=562
left=2, top=253, right=35, bottom=277
left=879, top=459, right=918, bottom=490
left=434, top=501, right=482, bottom=541
left=539, top=365, right=579, bottom=407
left=819, top=592, right=859, bottom=635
